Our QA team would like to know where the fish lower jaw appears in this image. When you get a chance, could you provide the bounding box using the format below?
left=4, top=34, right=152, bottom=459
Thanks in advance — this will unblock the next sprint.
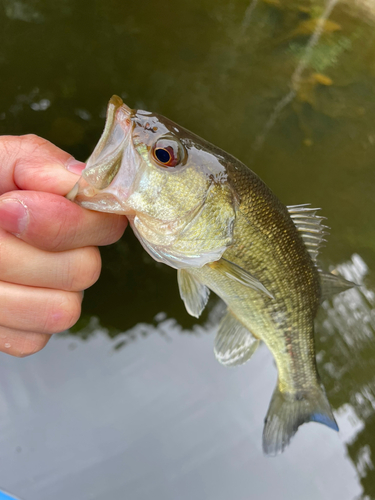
left=67, top=176, right=135, bottom=215
left=74, top=189, right=134, bottom=215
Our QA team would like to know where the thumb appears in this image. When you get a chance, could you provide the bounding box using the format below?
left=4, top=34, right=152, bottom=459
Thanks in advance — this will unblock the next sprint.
left=0, top=134, right=86, bottom=196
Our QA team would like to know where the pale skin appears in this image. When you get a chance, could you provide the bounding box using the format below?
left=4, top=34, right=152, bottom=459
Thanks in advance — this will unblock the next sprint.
left=0, top=135, right=128, bottom=357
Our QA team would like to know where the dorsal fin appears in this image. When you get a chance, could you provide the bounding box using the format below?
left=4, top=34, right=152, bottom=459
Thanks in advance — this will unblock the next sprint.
left=287, top=204, right=329, bottom=265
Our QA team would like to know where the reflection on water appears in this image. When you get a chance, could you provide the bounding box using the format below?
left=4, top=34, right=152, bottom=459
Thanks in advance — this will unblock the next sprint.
left=253, top=0, right=340, bottom=150
left=322, top=254, right=375, bottom=348
left=316, top=254, right=375, bottom=498
left=1, top=0, right=375, bottom=497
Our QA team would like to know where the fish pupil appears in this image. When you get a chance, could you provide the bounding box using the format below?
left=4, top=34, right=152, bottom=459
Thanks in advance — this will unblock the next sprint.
left=155, top=147, right=171, bottom=164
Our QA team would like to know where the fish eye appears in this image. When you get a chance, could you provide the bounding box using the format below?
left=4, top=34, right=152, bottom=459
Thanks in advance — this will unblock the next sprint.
left=154, top=146, right=174, bottom=164
left=151, top=137, right=185, bottom=168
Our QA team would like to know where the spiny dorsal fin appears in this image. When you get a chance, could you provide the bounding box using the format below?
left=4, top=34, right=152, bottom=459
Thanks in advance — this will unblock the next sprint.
left=209, top=258, right=274, bottom=299
left=177, top=269, right=210, bottom=318
left=320, top=271, right=357, bottom=300
left=287, top=204, right=329, bottom=265
left=214, top=310, right=260, bottom=367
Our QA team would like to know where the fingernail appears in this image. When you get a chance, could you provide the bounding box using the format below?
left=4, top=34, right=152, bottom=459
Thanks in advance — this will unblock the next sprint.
left=66, top=157, right=86, bottom=175
left=0, top=199, right=29, bottom=235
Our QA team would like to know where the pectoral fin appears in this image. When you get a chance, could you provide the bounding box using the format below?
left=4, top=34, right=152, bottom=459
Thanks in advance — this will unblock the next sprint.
left=209, top=258, right=274, bottom=299
left=177, top=269, right=210, bottom=318
left=214, top=310, right=260, bottom=367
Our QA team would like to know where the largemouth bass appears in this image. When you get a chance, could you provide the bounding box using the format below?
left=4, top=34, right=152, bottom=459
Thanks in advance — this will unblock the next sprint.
left=67, top=95, right=354, bottom=455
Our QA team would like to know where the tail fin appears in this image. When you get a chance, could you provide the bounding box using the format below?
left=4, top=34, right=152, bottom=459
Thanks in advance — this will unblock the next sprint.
left=262, top=384, right=338, bottom=456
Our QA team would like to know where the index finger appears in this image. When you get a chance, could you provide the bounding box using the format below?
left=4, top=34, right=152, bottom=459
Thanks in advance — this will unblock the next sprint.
left=0, top=134, right=128, bottom=250
left=0, top=190, right=127, bottom=251
left=0, top=134, right=85, bottom=196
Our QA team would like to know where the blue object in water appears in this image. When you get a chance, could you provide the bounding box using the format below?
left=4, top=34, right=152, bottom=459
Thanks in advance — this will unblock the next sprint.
left=0, top=490, right=21, bottom=500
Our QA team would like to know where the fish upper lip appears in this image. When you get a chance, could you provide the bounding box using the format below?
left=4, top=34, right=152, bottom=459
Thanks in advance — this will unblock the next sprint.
left=109, top=94, right=132, bottom=112
left=85, top=97, right=133, bottom=176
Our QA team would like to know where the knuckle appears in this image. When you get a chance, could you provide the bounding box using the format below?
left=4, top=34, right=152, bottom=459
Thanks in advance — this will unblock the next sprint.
left=80, top=247, right=102, bottom=289
left=62, top=294, right=82, bottom=330
left=47, top=215, right=71, bottom=251
left=61, top=247, right=102, bottom=291
left=99, top=215, right=127, bottom=246
left=0, top=136, right=22, bottom=167
left=45, top=204, right=84, bottom=252
left=0, top=230, right=11, bottom=262
left=19, top=134, right=50, bottom=153
left=43, top=292, right=82, bottom=333
left=20, top=133, right=39, bottom=143
left=0, top=135, right=51, bottom=182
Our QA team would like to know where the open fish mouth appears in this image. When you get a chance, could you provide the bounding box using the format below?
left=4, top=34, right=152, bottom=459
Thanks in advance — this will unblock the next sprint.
left=66, top=95, right=138, bottom=214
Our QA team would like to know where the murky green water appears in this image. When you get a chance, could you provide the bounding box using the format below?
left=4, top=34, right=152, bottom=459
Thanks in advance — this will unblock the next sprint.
left=1, top=0, right=375, bottom=498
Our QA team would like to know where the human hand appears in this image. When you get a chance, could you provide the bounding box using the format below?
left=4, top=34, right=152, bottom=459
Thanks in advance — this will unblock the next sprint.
left=0, top=135, right=127, bottom=357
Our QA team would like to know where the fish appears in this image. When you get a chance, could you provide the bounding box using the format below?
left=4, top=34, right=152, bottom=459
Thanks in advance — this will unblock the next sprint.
left=67, top=95, right=355, bottom=455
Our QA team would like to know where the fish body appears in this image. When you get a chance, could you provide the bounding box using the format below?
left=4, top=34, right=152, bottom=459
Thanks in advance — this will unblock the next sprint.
left=190, top=166, right=321, bottom=392
left=68, top=96, right=353, bottom=454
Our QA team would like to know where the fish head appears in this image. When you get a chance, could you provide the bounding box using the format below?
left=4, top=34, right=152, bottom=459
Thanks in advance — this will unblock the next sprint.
left=68, top=95, right=236, bottom=268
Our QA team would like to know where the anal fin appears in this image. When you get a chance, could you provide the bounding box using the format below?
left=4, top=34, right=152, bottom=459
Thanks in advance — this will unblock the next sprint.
left=214, top=310, right=260, bottom=367
left=177, top=269, right=210, bottom=318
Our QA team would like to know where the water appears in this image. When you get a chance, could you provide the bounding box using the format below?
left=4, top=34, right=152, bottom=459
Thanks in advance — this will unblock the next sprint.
left=0, top=0, right=375, bottom=498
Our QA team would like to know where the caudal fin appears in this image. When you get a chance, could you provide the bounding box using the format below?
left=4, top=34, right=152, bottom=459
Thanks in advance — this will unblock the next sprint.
left=262, top=384, right=338, bottom=456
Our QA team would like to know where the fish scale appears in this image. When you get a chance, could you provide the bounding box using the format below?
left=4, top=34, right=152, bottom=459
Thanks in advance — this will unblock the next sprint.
left=68, top=95, right=355, bottom=455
